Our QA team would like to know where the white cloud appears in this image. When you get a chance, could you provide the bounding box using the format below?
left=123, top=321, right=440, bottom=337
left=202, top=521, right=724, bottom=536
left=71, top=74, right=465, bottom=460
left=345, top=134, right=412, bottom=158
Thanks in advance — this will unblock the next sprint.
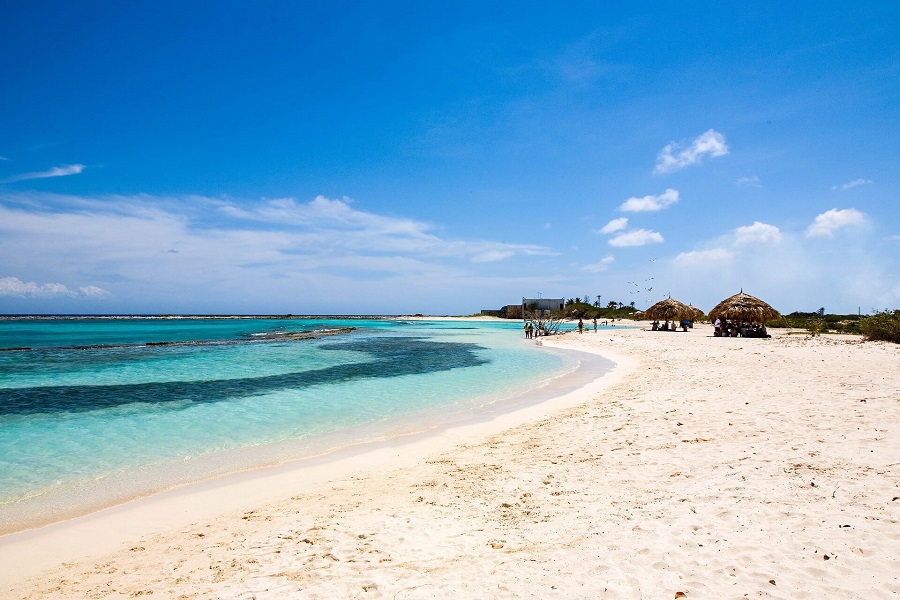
left=0, top=276, right=107, bottom=298
left=211, top=195, right=554, bottom=262
left=598, top=217, right=628, bottom=234
left=470, top=248, right=515, bottom=263
left=608, top=229, right=664, bottom=247
left=654, top=129, right=729, bottom=174
left=832, top=178, right=872, bottom=191
left=78, top=285, right=109, bottom=297
left=0, top=193, right=558, bottom=312
left=618, top=188, right=679, bottom=212
left=583, top=255, right=614, bottom=272
left=2, top=164, right=85, bottom=183
left=736, top=175, right=762, bottom=187
left=650, top=219, right=898, bottom=314
left=673, top=247, right=734, bottom=267
left=806, top=208, right=867, bottom=238
left=734, top=221, right=782, bottom=246
left=220, top=195, right=431, bottom=238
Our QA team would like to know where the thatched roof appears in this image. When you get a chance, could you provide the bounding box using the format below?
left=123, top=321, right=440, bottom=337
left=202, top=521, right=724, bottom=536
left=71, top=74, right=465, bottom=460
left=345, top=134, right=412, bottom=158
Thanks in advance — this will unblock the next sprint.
left=687, top=304, right=706, bottom=320
left=708, top=291, right=781, bottom=324
left=644, top=297, right=694, bottom=321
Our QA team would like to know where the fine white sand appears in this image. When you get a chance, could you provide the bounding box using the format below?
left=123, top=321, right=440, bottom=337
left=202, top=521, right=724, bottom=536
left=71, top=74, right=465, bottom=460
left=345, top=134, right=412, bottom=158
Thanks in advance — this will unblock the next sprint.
left=1, top=324, right=898, bottom=599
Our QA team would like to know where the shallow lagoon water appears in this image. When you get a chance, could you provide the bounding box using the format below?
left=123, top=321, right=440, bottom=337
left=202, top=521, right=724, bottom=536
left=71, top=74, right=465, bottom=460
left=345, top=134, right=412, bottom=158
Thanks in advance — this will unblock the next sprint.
left=0, top=317, right=611, bottom=532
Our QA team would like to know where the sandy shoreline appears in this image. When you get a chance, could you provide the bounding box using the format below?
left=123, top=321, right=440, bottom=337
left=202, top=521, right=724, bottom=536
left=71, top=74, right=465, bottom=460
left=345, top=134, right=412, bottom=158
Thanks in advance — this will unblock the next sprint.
left=2, top=324, right=898, bottom=598
left=0, top=336, right=611, bottom=536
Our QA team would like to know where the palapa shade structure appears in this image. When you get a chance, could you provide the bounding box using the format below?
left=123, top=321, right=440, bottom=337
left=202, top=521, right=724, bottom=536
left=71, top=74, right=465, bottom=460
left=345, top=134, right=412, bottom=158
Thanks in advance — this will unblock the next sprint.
left=687, top=304, right=706, bottom=321
left=708, top=291, right=781, bottom=324
left=644, top=297, right=695, bottom=321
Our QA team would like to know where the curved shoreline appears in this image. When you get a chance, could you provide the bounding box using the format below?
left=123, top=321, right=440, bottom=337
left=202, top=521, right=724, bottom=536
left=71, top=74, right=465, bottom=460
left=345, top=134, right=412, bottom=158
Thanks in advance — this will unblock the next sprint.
left=0, top=337, right=631, bottom=581
left=5, top=325, right=898, bottom=598
left=0, top=337, right=608, bottom=535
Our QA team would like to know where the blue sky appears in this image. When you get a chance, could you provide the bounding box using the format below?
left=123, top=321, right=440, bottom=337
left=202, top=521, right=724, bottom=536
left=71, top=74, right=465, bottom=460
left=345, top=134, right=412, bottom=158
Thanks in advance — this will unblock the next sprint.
left=1, top=2, right=897, bottom=315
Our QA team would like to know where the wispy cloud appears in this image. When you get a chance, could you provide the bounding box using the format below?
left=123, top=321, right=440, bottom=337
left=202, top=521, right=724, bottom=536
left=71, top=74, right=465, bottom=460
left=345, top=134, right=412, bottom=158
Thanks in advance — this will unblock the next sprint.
left=0, top=276, right=108, bottom=298
left=736, top=175, right=762, bottom=187
left=673, top=247, right=734, bottom=267
left=806, top=208, right=867, bottom=238
left=832, top=178, right=872, bottom=191
left=219, top=196, right=435, bottom=239
left=654, top=129, right=728, bottom=174
left=608, top=229, right=664, bottom=247
left=598, top=217, right=628, bottom=234
left=734, top=221, right=782, bottom=246
left=215, top=195, right=553, bottom=262
left=0, top=193, right=557, bottom=311
left=2, top=163, right=85, bottom=183
left=618, top=189, right=679, bottom=212
left=583, top=255, right=614, bottom=272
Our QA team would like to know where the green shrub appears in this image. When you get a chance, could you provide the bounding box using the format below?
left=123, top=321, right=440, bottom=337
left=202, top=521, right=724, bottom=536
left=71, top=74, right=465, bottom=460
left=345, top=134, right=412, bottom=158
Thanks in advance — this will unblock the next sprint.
left=860, top=310, right=900, bottom=344
left=561, top=302, right=638, bottom=319
left=806, top=318, right=825, bottom=336
left=769, top=312, right=862, bottom=334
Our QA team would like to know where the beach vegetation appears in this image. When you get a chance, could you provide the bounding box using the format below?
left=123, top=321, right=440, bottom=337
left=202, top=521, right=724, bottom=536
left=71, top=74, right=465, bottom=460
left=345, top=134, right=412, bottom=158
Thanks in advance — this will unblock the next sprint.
left=859, top=310, right=900, bottom=344
left=805, top=317, right=824, bottom=336
left=768, top=312, right=863, bottom=334
left=562, top=299, right=638, bottom=320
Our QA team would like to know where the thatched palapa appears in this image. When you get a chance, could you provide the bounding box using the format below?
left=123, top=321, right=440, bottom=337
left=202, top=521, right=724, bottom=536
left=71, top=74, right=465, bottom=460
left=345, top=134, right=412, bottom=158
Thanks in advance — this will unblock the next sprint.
left=687, top=304, right=706, bottom=321
left=709, top=291, right=781, bottom=324
left=644, top=297, right=695, bottom=321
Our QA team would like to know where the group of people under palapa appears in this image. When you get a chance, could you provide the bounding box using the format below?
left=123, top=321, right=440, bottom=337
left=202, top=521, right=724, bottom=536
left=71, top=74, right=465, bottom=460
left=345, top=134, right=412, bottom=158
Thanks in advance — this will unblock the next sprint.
left=649, top=317, right=770, bottom=338
left=713, top=318, right=770, bottom=338
left=650, top=319, right=693, bottom=332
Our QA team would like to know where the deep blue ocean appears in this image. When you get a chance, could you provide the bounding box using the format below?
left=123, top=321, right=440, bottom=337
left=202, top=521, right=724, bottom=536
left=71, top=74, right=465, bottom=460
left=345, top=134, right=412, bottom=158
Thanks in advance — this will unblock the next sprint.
left=0, top=317, right=610, bottom=533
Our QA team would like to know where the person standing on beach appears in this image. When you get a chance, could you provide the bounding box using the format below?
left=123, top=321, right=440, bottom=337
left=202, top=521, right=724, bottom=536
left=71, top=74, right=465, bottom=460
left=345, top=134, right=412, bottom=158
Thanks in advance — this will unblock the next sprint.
left=592, top=317, right=597, bottom=332
left=578, top=318, right=584, bottom=334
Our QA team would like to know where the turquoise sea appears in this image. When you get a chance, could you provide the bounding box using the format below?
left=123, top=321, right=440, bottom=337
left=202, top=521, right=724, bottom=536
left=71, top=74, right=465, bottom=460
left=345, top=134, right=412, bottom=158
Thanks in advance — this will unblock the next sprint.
left=0, top=317, right=612, bottom=533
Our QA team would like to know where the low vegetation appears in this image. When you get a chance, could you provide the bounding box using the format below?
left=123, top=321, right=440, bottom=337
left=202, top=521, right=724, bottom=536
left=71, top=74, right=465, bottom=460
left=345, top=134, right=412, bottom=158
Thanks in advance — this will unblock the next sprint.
left=859, top=310, right=900, bottom=344
left=560, top=298, right=639, bottom=320
left=768, top=312, right=863, bottom=335
left=765, top=309, right=899, bottom=343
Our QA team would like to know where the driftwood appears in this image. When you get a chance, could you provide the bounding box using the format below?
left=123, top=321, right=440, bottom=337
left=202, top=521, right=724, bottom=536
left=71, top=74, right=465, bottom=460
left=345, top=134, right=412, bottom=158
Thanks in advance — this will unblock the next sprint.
left=524, top=310, right=564, bottom=336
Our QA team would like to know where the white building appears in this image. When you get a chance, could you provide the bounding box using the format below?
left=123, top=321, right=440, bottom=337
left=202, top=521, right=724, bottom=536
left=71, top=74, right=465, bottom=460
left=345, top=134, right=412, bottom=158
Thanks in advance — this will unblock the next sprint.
left=522, top=297, right=565, bottom=316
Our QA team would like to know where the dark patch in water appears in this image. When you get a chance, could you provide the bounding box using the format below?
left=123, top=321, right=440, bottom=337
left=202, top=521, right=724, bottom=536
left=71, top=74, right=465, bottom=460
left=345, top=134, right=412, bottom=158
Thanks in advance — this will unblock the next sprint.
left=0, top=327, right=354, bottom=352
left=0, top=337, right=488, bottom=416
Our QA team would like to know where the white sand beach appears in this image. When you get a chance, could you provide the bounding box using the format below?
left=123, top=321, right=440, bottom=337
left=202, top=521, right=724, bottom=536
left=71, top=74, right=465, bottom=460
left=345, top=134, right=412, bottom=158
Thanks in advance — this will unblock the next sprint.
left=1, top=324, right=898, bottom=599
